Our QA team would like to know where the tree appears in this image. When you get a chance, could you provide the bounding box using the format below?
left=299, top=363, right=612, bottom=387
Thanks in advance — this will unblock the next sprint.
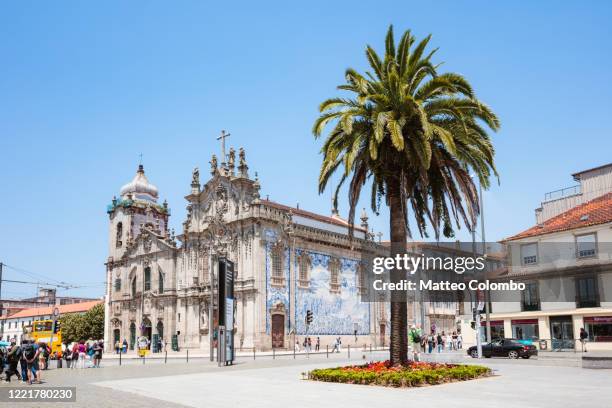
left=314, top=26, right=499, bottom=366
left=83, top=303, right=105, bottom=340
left=60, top=304, right=105, bottom=344
left=61, top=312, right=86, bottom=345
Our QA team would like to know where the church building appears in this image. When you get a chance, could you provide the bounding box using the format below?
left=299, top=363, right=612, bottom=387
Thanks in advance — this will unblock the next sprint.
left=104, top=143, right=388, bottom=352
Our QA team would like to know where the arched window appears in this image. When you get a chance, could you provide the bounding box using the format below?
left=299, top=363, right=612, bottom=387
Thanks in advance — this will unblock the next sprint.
left=298, top=252, right=311, bottom=288
left=131, top=277, right=137, bottom=297
left=158, top=269, right=164, bottom=294
left=116, top=222, right=123, bottom=248
left=329, top=257, right=340, bottom=293
left=270, top=242, right=285, bottom=286
left=144, top=267, right=151, bottom=291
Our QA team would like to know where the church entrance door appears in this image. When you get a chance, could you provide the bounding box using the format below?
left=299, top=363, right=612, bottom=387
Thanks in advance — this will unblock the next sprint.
left=271, top=314, right=284, bottom=349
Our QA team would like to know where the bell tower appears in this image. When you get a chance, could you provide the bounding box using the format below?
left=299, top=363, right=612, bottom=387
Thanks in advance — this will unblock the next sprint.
left=106, top=164, right=170, bottom=261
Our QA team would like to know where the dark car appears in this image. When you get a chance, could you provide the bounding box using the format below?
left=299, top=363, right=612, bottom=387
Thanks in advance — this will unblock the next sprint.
left=467, top=338, right=538, bottom=359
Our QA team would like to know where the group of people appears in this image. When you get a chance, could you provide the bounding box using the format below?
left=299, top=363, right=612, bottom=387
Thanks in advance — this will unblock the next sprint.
left=409, top=325, right=462, bottom=360
left=294, top=336, right=321, bottom=353
left=0, top=339, right=51, bottom=384
left=63, top=340, right=104, bottom=368
left=113, top=339, right=129, bottom=354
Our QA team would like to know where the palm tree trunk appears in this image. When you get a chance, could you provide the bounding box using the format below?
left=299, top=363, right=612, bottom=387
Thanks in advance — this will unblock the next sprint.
left=388, top=181, right=408, bottom=366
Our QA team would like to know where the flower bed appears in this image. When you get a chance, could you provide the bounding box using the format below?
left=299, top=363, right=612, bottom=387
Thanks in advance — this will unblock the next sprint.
left=308, top=360, right=491, bottom=387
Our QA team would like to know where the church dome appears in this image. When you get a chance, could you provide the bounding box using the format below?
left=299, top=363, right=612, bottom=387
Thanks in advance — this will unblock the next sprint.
left=120, top=165, right=159, bottom=202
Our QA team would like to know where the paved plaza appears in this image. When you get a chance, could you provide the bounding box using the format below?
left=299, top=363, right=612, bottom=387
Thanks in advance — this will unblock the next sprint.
left=1, top=351, right=610, bottom=408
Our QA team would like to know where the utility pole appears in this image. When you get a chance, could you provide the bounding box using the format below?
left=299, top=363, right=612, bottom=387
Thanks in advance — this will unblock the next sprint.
left=472, top=230, right=482, bottom=358
left=0, top=262, right=3, bottom=337
left=480, top=182, right=492, bottom=343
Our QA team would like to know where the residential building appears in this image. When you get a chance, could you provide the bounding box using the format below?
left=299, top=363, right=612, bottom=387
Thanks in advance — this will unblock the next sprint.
left=0, top=300, right=102, bottom=344
left=485, top=163, right=612, bottom=350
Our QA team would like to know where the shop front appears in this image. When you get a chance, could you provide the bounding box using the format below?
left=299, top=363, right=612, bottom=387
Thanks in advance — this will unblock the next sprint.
left=480, top=320, right=505, bottom=341
left=584, top=316, right=612, bottom=342
left=511, top=318, right=539, bottom=341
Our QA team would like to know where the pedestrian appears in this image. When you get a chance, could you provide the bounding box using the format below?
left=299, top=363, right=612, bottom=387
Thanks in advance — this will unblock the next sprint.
left=427, top=332, right=435, bottom=354
left=336, top=337, right=342, bottom=353
left=92, top=341, right=102, bottom=368
left=71, top=345, right=79, bottom=369
left=23, top=340, right=41, bottom=384
left=307, top=337, right=312, bottom=353
left=38, top=342, right=48, bottom=370
left=409, top=325, right=422, bottom=362
left=446, top=332, right=453, bottom=351
left=114, top=340, right=120, bottom=355
left=64, top=345, right=72, bottom=369
left=294, top=340, right=301, bottom=353
left=315, top=337, right=320, bottom=352
left=78, top=341, right=87, bottom=369
left=452, top=331, right=458, bottom=350
left=580, top=328, right=589, bottom=352
left=3, top=340, right=22, bottom=383
left=457, top=332, right=463, bottom=349
left=437, top=332, right=444, bottom=353
left=20, top=342, right=29, bottom=381
left=122, top=338, right=128, bottom=354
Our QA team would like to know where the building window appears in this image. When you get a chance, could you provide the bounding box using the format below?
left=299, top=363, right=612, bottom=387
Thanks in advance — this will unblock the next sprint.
left=270, top=243, right=285, bottom=286
left=511, top=319, right=539, bottom=340
left=298, top=252, right=311, bottom=288
left=521, top=282, right=540, bottom=311
left=144, top=267, right=151, bottom=291
left=357, top=264, right=367, bottom=295
left=114, top=278, right=122, bottom=292
left=576, top=233, right=597, bottom=258
left=131, top=277, right=137, bottom=298
left=158, top=270, right=164, bottom=294
left=584, top=316, right=612, bottom=342
left=576, top=276, right=599, bottom=308
left=521, top=243, right=538, bottom=265
left=116, top=222, right=123, bottom=248
left=329, top=257, right=340, bottom=293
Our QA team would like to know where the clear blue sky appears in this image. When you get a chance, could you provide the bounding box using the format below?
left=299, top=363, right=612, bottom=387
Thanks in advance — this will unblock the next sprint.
left=1, top=1, right=611, bottom=299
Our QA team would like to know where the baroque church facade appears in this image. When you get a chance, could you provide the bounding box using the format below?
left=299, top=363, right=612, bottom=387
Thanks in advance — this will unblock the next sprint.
left=103, top=146, right=389, bottom=352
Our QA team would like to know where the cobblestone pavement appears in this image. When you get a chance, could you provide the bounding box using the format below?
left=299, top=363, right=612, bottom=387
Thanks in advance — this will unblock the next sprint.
left=0, top=350, right=608, bottom=408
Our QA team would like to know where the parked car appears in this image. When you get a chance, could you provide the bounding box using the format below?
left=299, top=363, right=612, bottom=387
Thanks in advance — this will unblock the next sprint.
left=467, top=338, right=538, bottom=359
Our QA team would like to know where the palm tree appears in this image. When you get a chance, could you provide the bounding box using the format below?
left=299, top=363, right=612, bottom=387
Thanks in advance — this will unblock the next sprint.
left=313, top=25, right=500, bottom=366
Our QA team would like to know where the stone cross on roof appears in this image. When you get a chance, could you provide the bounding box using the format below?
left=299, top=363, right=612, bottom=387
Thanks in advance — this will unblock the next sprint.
left=217, top=130, right=230, bottom=165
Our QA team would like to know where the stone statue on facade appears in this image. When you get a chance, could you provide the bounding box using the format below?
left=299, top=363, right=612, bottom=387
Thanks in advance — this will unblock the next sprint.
left=238, top=147, right=249, bottom=177
left=209, top=155, right=218, bottom=175
left=192, top=167, right=200, bottom=185
left=228, top=147, right=236, bottom=174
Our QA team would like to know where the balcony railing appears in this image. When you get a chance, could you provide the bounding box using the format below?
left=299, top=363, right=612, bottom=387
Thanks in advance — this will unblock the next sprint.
left=543, top=185, right=581, bottom=202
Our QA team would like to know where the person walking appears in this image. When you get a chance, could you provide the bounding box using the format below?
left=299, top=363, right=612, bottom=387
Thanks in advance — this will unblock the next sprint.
left=306, top=337, right=312, bottom=353
left=114, top=340, right=120, bottom=355
left=122, top=338, right=128, bottom=354
left=19, top=342, right=28, bottom=381
left=3, top=340, right=22, bottom=383
left=408, top=325, right=422, bottom=361
left=452, top=332, right=458, bottom=351
left=294, top=340, right=301, bottom=353
left=315, top=337, right=320, bottom=352
left=71, top=345, right=79, bottom=369
left=436, top=332, right=444, bottom=353
left=580, top=328, right=589, bottom=352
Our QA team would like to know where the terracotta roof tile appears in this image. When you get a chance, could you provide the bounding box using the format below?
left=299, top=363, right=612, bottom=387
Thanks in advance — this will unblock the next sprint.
left=1, top=300, right=102, bottom=320
left=505, top=192, right=612, bottom=241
